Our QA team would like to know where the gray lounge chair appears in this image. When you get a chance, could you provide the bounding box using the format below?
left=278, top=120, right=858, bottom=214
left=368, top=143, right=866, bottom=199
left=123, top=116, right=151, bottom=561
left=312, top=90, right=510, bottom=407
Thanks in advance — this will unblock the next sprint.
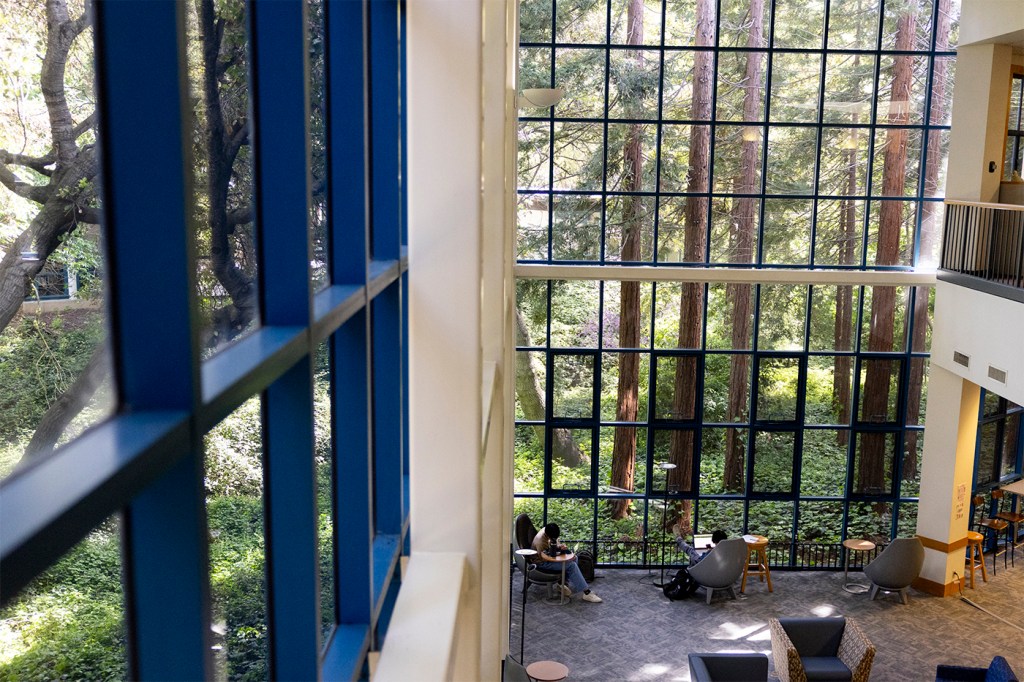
left=687, top=538, right=747, bottom=604
left=863, top=537, right=924, bottom=604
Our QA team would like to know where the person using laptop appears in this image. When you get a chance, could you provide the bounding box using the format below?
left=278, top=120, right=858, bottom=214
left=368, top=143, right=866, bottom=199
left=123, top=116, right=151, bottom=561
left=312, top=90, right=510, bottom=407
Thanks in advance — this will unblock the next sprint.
left=531, top=523, right=603, bottom=603
left=675, top=529, right=728, bottom=565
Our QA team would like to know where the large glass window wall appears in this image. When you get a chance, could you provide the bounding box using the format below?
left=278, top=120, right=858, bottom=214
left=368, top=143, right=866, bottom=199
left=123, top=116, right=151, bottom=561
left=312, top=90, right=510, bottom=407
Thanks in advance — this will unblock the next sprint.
left=514, top=0, right=958, bottom=568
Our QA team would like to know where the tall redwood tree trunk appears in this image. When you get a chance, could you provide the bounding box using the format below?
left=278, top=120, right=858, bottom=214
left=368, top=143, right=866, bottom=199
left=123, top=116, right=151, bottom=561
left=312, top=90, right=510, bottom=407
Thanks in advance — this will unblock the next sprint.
left=610, top=0, right=645, bottom=519
left=723, top=0, right=764, bottom=493
left=667, top=0, right=716, bottom=534
left=858, top=1, right=918, bottom=493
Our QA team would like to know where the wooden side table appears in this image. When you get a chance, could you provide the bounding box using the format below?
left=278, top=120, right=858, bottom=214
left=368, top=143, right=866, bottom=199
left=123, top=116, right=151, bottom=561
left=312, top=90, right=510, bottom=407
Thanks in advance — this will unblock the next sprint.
left=526, top=660, right=569, bottom=682
left=842, top=538, right=876, bottom=593
left=741, top=534, right=773, bottom=593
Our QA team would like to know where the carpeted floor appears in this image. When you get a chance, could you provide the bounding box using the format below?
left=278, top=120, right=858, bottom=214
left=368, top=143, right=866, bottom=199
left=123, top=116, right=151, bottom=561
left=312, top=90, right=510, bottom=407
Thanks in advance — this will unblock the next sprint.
left=509, top=560, right=1024, bottom=681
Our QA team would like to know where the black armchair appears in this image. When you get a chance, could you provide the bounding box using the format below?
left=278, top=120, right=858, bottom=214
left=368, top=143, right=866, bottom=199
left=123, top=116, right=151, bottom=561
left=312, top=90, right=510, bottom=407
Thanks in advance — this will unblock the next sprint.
left=688, top=653, right=769, bottom=682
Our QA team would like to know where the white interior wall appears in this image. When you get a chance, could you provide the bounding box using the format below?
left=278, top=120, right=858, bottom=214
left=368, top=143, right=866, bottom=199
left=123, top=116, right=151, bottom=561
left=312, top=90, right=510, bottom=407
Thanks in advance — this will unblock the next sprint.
left=960, top=0, right=1024, bottom=47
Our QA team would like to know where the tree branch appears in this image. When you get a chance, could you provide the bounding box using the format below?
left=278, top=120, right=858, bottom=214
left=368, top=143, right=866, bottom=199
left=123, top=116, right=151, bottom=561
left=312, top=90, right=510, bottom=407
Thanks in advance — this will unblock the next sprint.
left=0, top=161, right=52, bottom=203
left=0, top=149, right=54, bottom=177
left=72, top=111, right=97, bottom=140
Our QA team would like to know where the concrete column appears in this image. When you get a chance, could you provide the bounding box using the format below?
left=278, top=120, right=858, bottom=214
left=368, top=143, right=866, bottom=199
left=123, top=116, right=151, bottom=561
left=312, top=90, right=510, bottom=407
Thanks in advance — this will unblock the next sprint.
left=946, top=43, right=1012, bottom=202
left=914, top=365, right=980, bottom=595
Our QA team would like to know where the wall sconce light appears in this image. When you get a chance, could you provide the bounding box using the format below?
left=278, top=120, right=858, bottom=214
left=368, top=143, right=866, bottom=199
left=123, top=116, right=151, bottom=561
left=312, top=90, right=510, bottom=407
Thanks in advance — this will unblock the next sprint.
left=518, top=88, right=565, bottom=109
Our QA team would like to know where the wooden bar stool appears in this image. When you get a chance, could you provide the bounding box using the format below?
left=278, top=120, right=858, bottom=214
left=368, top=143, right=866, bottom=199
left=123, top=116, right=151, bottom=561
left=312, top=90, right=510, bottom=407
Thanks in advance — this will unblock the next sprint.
left=993, top=489, right=1023, bottom=565
left=964, top=530, right=987, bottom=589
left=741, top=534, right=773, bottom=593
left=973, top=494, right=1010, bottom=575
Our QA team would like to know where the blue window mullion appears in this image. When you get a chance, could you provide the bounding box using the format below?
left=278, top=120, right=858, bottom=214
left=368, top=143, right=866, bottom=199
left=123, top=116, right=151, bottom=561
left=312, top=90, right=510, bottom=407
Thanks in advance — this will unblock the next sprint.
left=369, top=0, right=402, bottom=261
left=372, top=283, right=404, bottom=535
left=248, top=0, right=320, bottom=678
left=92, top=1, right=211, bottom=678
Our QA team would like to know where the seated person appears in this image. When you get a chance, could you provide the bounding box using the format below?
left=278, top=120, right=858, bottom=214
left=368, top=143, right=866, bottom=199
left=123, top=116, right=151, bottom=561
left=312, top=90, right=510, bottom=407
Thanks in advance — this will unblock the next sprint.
left=675, top=529, right=728, bottom=565
left=531, top=523, right=603, bottom=603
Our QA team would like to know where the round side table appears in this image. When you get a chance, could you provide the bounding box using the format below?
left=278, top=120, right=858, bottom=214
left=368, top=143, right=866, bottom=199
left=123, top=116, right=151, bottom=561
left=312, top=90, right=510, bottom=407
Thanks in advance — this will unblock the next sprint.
left=842, top=538, right=876, bottom=593
left=526, top=660, right=569, bottom=682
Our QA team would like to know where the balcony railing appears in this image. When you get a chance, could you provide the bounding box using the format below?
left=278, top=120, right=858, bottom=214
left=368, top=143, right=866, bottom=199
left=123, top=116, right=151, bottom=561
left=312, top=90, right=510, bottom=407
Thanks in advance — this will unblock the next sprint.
left=564, top=538, right=884, bottom=570
left=941, top=200, right=1024, bottom=301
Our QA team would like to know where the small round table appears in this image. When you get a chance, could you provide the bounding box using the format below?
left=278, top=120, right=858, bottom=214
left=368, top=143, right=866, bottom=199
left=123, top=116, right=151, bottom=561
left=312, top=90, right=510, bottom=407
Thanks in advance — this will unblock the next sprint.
left=526, top=660, right=569, bottom=682
left=547, top=552, right=575, bottom=604
left=842, top=538, right=876, bottom=593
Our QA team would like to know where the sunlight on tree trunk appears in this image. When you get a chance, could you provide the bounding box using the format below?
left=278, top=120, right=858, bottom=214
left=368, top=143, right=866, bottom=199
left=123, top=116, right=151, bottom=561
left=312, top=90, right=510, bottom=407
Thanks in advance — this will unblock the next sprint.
left=858, top=0, right=918, bottom=494
left=610, top=0, right=645, bottom=520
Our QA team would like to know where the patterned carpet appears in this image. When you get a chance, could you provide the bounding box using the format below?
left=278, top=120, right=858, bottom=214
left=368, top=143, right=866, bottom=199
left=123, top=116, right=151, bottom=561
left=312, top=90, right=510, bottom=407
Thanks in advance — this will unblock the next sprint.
left=509, top=560, right=1024, bottom=681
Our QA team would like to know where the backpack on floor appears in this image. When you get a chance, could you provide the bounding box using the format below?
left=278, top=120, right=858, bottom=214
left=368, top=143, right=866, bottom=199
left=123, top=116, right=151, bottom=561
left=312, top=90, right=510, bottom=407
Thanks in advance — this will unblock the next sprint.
left=663, top=567, right=697, bottom=601
left=576, top=549, right=596, bottom=582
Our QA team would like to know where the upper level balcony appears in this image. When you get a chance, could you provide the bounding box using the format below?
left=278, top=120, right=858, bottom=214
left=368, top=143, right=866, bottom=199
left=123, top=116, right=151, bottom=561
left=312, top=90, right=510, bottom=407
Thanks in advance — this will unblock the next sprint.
left=940, top=200, right=1024, bottom=303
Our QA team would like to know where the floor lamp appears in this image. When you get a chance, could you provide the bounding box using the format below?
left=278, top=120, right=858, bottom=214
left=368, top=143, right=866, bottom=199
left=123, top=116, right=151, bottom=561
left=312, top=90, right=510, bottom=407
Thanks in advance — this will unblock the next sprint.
left=652, top=462, right=677, bottom=588
left=514, top=548, right=537, bottom=663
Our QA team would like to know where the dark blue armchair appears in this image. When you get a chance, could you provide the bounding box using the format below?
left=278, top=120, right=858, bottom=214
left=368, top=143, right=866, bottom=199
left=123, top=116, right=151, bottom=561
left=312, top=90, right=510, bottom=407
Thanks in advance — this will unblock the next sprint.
left=688, top=653, right=769, bottom=682
left=936, top=656, right=1018, bottom=682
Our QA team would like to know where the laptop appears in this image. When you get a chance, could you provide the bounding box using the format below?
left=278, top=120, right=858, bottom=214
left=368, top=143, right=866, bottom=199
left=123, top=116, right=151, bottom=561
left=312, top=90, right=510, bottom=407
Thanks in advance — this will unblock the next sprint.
left=692, top=533, right=714, bottom=550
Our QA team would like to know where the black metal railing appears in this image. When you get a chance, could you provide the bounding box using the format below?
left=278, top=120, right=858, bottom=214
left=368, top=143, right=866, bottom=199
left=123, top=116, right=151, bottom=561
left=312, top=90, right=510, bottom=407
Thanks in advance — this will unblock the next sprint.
left=564, top=538, right=885, bottom=571
left=941, top=200, right=1024, bottom=300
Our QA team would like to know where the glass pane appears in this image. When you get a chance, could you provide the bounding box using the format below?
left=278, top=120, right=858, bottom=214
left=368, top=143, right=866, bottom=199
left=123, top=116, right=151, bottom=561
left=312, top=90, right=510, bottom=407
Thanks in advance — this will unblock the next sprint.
left=719, top=0, right=769, bottom=48
left=704, top=354, right=750, bottom=423
left=552, top=354, right=594, bottom=419
left=556, top=48, right=606, bottom=119
left=851, top=431, right=897, bottom=495
left=700, top=427, right=747, bottom=494
left=547, top=499, right=595, bottom=552
left=611, top=0, right=663, bottom=45
left=653, top=281, right=703, bottom=349
left=552, top=194, right=602, bottom=261
left=654, top=355, right=699, bottom=420
left=752, top=430, right=795, bottom=493
left=901, top=429, right=923, bottom=497
left=871, top=130, right=922, bottom=197
left=859, top=285, right=910, bottom=352
left=905, top=357, right=928, bottom=426
left=314, top=342, right=333, bottom=641
left=189, top=0, right=260, bottom=352
left=747, top=501, right=795, bottom=553
left=881, top=0, right=932, bottom=52
left=761, top=199, right=812, bottom=265
left=827, top=0, right=879, bottom=50
left=661, top=51, right=699, bottom=119
left=710, top=196, right=760, bottom=264
left=600, top=425, right=647, bottom=494
left=847, top=500, right=892, bottom=544
left=818, top=127, right=869, bottom=196
left=757, top=285, right=806, bottom=351
left=516, top=280, right=548, bottom=345
left=609, top=50, right=660, bottom=120
left=769, top=53, right=822, bottom=122
left=1001, top=414, right=1020, bottom=480
left=652, top=428, right=696, bottom=494
left=602, top=282, right=653, bottom=349
left=518, top=121, right=550, bottom=190
left=0, top=518, right=125, bottom=678
left=515, top=351, right=547, bottom=421
left=659, top=124, right=712, bottom=192
left=550, top=280, right=601, bottom=348
left=808, top=285, right=860, bottom=351
left=823, top=54, right=875, bottom=124
left=556, top=1, right=607, bottom=43
left=858, top=358, right=902, bottom=423
left=308, top=0, right=328, bottom=291
left=772, top=0, right=825, bottom=48
left=600, top=352, right=650, bottom=422
left=605, top=195, right=655, bottom=261
left=664, top=0, right=717, bottom=47
left=519, top=0, right=553, bottom=43
left=550, top=428, right=594, bottom=491
left=765, top=126, right=815, bottom=196
left=597, top=504, right=645, bottom=564
left=697, top=499, right=744, bottom=536
left=715, top=51, right=767, bottom=122
left=519, top=46, right=551, bottom=91
left=814, top=199, right=865, bottom=267
left=713, top=125, right=763, bottom=193
left=0, top=3, right=113, bottom=483
left=706, top=284, right=753, bottom=350
left=515, top=424, right=545, bottom=493
left=797, top=501, right=844, bottom=553
left=606, top=123, right=657, bottom=192
left=896, top=502, right=918, bottom=538
left=517, top=194, right=550, bottom=261
left=757, top=357, right=799, bottom=422
left=877, top=56, right=929, bottom=124
left=800, top=429, right=848, bottom=497
left=552, top=122, right=603, bottom=191
left=806, top=356, right=854, bottom=427
left=206, top=397, right=267, bottom=679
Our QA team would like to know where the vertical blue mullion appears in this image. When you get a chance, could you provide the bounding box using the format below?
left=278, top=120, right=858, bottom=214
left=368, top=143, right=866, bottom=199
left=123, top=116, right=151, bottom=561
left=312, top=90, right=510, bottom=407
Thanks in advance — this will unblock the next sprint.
left=372, top=284, right=404, bottom=535
left=326, top=0, right=369, bottom=283
left=92, top=1, right=210, bottom=678
left=756, top=0, right=777, bottom=268
left=334, top=312, right=373, bottom=625
left=248, top=0, right=319, bottom=678
left=599, top=0, right=612, bottom=264
left=704, top=0, right=722, bottom=264
left=651, top=0, right=667, bottom=264
left=861, top=0, right=888, bottom=269
left=369, top=0, right=401, bottom=261
left=808, top=0, right=831, bottom=269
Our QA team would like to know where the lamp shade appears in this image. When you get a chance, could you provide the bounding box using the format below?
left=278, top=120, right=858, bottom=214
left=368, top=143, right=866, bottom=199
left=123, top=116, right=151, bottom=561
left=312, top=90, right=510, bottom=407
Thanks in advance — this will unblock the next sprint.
left=519, top=88, right=565, bottom=109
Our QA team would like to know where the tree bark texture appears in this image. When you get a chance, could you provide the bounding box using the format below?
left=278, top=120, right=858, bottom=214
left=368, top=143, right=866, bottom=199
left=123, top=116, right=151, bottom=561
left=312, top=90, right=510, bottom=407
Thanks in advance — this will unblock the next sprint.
left=858, top=0, right=917, bottom=493
left=667, top=0, right=715, bottom=523
left=904, top=0, right=951, bottom=478
left=514, top=309, right=584, bottom=468
left=723, top=0, right=763, bottom=492
left=610, top=0, right=645, bottom=519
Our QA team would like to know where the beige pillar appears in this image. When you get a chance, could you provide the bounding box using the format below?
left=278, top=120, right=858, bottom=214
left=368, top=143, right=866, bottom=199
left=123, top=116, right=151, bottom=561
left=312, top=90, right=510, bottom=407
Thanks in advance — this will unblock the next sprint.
left=914, top=365, right=980, bottom=596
